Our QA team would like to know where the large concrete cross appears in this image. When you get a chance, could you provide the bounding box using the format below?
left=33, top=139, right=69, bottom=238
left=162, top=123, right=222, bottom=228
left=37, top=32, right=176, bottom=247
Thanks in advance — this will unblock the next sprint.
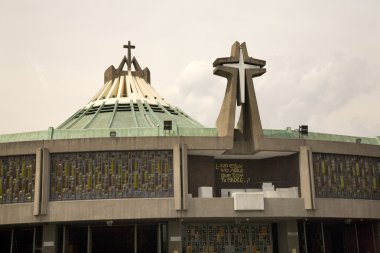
left=222, top=47, right=260, bottom=104
left=123, top=41, right=135, bottom=70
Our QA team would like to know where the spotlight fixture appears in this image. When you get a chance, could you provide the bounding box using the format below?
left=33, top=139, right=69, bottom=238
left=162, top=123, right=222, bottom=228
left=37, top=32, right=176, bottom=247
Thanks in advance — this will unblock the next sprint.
left=164, top=120, right=172, bottom=131
left=299, top=125, right=308, bottom=138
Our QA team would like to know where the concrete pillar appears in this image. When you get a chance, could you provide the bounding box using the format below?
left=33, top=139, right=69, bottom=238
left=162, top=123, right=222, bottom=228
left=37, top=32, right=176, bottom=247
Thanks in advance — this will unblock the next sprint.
left=157, top=224, right=162, bottom=253
left=168, top=220, right=182, bottom=253
left=173, top=144, right=181, bottom=211
left=42, top=224, right=57, bottom=253
left=33, top=148, right=43, bottom=216
left=10, top=228, right=14, bottom=253
left=375, top=222, right=380, bottom=253
left=299, top=146, right=315, bottom=210
left=87, top=225, right=92, bottom=253
left=62, top=226, right=68, bottom=253
left=181, top=143, right=188, bottom=210
left=40, top=148, right=50, bottom=215
left=134, top=224, right=137, bottom=253
left=277, top=221, right=300, bottom=253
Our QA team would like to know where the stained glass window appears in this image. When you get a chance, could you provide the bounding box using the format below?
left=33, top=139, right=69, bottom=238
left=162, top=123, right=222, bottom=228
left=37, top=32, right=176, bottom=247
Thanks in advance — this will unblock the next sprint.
left=184, top=223, right=273, bottom=253
left=50, top=150, right=173, bottom=201
left=0, top=155, right=36, bottom=204
left=313, top=153, right=380, bottom=199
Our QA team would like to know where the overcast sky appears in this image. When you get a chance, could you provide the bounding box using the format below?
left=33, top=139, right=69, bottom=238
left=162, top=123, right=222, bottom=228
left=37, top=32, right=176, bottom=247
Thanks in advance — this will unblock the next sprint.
left=1, top=0, right=379, bottom=137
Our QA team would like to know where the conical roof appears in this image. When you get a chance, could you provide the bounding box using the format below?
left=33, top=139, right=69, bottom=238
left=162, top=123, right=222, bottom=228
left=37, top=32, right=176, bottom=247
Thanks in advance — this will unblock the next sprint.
left=57, top=43, right=203, bottom=131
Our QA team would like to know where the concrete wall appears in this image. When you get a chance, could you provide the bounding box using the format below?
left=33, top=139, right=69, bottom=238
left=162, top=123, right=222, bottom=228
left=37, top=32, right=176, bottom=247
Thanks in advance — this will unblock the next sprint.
left=1, top=197, right=380, bottom=226
left=375, top=222, right=380, bottom=253
left=42, top=224, right=57, bottom=253
left=1, top=135, right=380, bottom=253
left=188, top=154, right=299, bottom=197
left=188, top=155, right=215, bottom=197
left=168, top=220, right=182, bottom=253
left=278, top=221, right=300, bottom=253
left=1, top=133, right=380, bottom=158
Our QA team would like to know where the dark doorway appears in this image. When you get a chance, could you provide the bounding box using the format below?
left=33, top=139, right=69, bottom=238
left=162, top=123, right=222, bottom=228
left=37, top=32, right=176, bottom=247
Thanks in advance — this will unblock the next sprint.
left=324, top=222, right=357, bottom=253
left=92, top=225, right=135, bottom=253
left=300, top=220, right=376, bottom=253
left=67, top=226, right=88, bottom=253
left=305, top=222, right=324, bottom=253
left=61, top=223, right=165, bottom=253
left=0, top=228, right=12, bottom=252
left=357, top=222, right=375, bottom=253
left=137, top=224, right=157, bottom=253
left=13, top=227, right=34, bottom=253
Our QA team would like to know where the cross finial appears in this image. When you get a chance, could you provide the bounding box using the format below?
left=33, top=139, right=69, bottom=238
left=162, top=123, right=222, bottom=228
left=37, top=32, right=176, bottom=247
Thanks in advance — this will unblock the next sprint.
left=214, top=42, right=265, bottom=105
left=123, top=41, right=135, bottom=70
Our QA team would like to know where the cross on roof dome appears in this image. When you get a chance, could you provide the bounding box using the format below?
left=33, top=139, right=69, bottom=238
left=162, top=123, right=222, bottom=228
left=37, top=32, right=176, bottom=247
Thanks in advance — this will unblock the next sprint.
left=123, top=41, right=135, bottom=70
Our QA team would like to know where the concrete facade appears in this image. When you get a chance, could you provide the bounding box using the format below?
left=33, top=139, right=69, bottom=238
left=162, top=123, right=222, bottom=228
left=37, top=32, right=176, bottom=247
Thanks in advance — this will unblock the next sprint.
left=1, top=41, right=379, bottom=253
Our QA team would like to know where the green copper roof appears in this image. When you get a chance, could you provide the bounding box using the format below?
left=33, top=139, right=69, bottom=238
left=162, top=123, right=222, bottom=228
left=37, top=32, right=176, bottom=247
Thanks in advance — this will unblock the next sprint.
left=1, top=127, right=379, bottom=144
left=263, top=128, right=380, bottom=145
left=0, top=44, right=217, bottom=143
left=57, top=100, right=204, bottom=130
left=1, top=43, right=378, bottom=145
left=0, top=127, right=218, bottom=143
left=57, top=49, right=206, bottom=132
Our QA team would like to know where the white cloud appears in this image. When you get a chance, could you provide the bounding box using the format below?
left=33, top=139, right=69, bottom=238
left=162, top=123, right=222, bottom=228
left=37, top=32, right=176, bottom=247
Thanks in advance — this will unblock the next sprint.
left=28, top=57, right=49, bottom=89
left=261, top=54, right=380, bottom=137
left=165, top=61, right=225, bottom=127
left=171, top=54, right=380, bottom=137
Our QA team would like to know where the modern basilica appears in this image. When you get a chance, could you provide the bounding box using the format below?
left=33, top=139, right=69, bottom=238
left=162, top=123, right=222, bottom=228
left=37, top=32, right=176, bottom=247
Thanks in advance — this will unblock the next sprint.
left=0, top=41, right=380, bottom=253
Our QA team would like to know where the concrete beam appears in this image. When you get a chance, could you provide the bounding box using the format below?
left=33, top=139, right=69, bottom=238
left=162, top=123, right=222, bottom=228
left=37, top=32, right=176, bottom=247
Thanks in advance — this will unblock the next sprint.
left=33, top=148, right=42, bottom=216
left=173, top=143, right=181, bottom=211
left=42, top=224, right=57, bottom=253
left=40, top=148, right=50, bottom=215
left=2, top=197, right=380, bottom=225
left=168, top=220, right=182, bottom=253
left=299, top=146, right=315, bottom=210
left=277, top=221, right=300, bottom=253
left=181, top=143, right=188, bottom=210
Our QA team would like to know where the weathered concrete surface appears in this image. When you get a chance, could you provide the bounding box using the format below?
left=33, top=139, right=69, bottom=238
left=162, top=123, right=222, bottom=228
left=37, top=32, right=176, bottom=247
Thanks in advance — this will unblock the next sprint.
left=42, top=224, right=57, bottom=253
left=1, top=197, right=380, bottom=226
left=168, top=220, right=182, bottom=253
left=1, top=133, right=379, bottom=159
left=45, top=198, right=177, bottom=222
left=299, top=146, right=314, bottom=209
left=182, top=198, right=380, bottom=220
left=278, top=220, right=300, bottom=253
left=0, top=203, right=34, bottom=225
left=173, top=144, right=181, bottom=211
left=0, top=136, right=233, bottom=155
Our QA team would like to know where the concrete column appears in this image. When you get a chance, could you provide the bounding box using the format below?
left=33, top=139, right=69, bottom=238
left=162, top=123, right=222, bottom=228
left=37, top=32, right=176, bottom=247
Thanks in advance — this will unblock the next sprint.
left=87, top=225, right=92, bottom=253
left=40, top=148, right=50, bottom=215
left=42, top=224, right=57, bottom=253
left=375, top=222, right=380, bottom=253
left=168, top=220, right=182, bottom=253
left=277, top=221, right=300, bottom=253
left=173, top=144, right=181, bottom=211
left=299, top=146, right=315, bottom=210
left=33, top=148, right=43, bottom=216
left=62, top=226, right=68, bottom=253
left=10, top=228, right=14, bottom=253
left=134, top=224, right=137, bottom=253
left=181, top=143, right=188, bottom=210
left=157, top=224, right=162, bottom=253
